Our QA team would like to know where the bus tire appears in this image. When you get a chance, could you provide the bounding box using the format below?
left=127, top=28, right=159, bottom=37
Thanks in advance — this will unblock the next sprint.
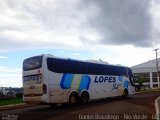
left=122, top=89, right=128, bottom=98
left=69, top=92, right=79, bottom=104
left=80, top=92, right=89, bottom=104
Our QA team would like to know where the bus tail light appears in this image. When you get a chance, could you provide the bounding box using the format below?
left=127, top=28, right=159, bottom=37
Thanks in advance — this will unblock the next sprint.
left=43, top=84, right=47, bottom=94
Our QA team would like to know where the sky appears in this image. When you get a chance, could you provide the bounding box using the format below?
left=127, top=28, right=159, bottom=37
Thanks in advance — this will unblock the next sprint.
left=0, top=0, right=160, bottom=87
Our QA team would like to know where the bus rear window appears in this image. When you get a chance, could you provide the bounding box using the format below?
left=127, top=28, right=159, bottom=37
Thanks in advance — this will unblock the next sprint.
left=23, top=56, right=42, bottom=71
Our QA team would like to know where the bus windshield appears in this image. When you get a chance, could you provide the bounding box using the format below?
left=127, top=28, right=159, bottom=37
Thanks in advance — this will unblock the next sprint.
left=23, top=56, right=42, bottom=71
left=127, top=68, right=135, bottom=86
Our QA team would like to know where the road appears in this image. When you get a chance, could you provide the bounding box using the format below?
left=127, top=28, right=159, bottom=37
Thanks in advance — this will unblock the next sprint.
left=0, top=91, right=160, bottom=120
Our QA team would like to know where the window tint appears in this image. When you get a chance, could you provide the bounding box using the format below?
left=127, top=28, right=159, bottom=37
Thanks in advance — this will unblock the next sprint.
left=23, top=56, right=42, bottom=71
left=47, top=58, right=128, bottom=76
left=127, top=68, right=135, bottom=86
left=122, top=67, right=128, bottom=76
left=127, top=68, right=134, bottom=77
left=46, top=58, right=55, bottom=72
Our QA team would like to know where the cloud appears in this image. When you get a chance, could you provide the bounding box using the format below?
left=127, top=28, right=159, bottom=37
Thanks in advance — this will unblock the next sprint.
left=0, top=0, right=160, bottom=52
left=72, top=53, right=80, bottom=56
left=0, top=56, right=8, bottom=59
left=150, top=0, right=160, bottom=44
left=0, top=66, right=22, bottom=87
left=0, top=0, right=100, bottom=51
left=81, top=0, right=155, bottom=47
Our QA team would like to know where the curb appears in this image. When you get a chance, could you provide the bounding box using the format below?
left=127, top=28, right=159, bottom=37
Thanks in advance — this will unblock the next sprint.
left=0, top=103, right=33, bottom=111
left=155, top=96, right=160, bottom=120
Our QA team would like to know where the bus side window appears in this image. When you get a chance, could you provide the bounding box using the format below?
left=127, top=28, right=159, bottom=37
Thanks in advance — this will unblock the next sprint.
left=47, top=58, right=55, bottom=72
left=127, top=68, right=135, bottom=86
left=122, top=67, right=128, bottom=77
left=68, top=60, right=76, bottom=74
left=128, top=68, right=134, bottom=77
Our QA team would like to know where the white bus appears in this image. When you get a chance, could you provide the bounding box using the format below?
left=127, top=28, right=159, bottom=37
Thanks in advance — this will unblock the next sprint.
left=23, top=54, right=135, bottom=104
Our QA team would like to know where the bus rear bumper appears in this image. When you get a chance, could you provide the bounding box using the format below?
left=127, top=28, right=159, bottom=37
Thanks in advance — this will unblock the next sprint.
left=23, top=96, right=45, bottom=104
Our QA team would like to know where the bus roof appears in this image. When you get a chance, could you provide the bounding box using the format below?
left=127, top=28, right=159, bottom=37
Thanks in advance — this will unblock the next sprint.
left=39, top=54, right=127, bottom=68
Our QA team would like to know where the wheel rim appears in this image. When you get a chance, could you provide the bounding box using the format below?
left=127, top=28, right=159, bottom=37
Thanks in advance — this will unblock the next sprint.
left=81, top=94, right=88, bottom=103
left=70, top=96, right=76, bottom=104
left=123, top=90, right=128, bottom=97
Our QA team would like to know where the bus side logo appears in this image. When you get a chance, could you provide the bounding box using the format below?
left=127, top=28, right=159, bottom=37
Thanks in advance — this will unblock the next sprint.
left=60, top=74, right=74, bottom=89
left=124, top=81, right=129, bottom=89
left=78, top=76, right=91, bottom=92
left=60, top=74, right=91, bottom=92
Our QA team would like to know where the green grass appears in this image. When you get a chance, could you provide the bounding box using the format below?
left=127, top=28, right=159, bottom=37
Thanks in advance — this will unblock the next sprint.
left=0, top=97, right=23, bottom=106
left=136, top=88, right=160, bottom=93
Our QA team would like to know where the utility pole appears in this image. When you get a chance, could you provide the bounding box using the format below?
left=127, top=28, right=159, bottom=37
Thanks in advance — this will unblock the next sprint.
left=154, top=48, right=159, bottom=87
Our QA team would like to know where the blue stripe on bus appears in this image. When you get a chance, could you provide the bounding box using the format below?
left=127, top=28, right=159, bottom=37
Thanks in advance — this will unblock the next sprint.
left=124, top=81, right=128, bottom=89
left=78, top=75, right=91, bottom=92
left=118, top=76, right=123, bottom=81
left=60, top=74, right=74, bottom=89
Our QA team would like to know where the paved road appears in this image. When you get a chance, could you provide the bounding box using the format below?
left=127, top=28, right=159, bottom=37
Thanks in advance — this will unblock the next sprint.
left=0, top=91, right=160, bottom=120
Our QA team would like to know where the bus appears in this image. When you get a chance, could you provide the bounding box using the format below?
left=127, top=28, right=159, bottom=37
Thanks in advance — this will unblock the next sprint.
left=23, top=54, right=135, bottom=104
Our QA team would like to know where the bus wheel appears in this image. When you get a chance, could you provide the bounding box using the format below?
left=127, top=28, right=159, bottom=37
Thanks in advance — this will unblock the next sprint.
left=123, top=89, right=128, bottom=98
left=80, top=92, right=89, bottom=104
left=69, top=93, right=79, bottom=104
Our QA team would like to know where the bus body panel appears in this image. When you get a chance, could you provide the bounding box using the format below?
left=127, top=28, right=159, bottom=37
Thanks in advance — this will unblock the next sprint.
left=23, top=54, right=135, bottom=104
left=46, top=74, right=133, bottom=103
left=23, top=56, right=48, bottom=103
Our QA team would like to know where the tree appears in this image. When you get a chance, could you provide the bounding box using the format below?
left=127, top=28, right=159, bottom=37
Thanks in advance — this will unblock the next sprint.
left=135, top=77, right=146, bottom=91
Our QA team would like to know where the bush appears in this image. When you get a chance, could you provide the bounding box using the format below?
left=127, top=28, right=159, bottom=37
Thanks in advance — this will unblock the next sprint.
left=16, top=93, right=23, bottom=98
left=0, top=92, right=5, bottom=99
